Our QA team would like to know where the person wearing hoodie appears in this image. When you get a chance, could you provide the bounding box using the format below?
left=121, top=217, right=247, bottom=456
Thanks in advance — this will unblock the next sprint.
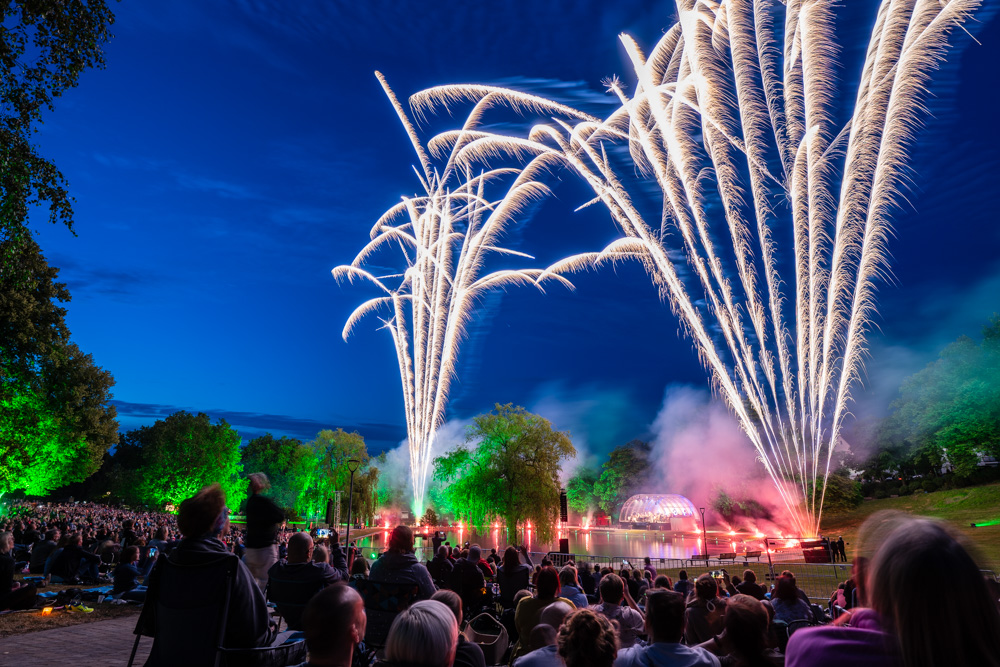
left=370, top=525, right=436, bottom=599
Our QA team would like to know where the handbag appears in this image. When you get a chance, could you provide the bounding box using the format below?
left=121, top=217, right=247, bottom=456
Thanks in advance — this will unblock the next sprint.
left=463, top=612, right=510, bottom=665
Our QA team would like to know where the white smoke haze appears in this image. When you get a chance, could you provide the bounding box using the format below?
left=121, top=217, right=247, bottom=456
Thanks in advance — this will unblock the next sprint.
left=648, top=386, right=801, bottom=535
left=375, top=417, right=472, bottom=513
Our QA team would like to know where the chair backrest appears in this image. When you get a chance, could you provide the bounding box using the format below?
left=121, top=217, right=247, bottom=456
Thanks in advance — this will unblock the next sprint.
left=266, top=570, right=326, bottom=631
left=141, top=552, right=239, bottom=667
left=352, top=578, right=421, bottom=648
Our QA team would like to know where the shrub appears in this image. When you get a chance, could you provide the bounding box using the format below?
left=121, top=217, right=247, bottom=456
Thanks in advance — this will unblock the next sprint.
left=898, top=483, right=911, bottom=496
left=873, top=488, right=889, bottom=500
left=921, top=478, right=940, bottom=493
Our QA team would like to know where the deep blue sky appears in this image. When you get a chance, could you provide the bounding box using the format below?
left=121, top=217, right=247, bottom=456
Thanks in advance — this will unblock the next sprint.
left=30, top=1, right=1000, bottom=459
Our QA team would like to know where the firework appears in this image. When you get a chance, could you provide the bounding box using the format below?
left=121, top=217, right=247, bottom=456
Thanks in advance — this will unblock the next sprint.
left=333, top=74, right=571, bottom=517
left=411, top=0, right=979, bottom=535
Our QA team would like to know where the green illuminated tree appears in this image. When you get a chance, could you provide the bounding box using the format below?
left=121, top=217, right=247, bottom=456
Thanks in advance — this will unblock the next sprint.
left=1, top=0, right=115, bottom=243
left=594, top=440, right=651, bottom=519
left=566, top=466, right=600, bottom=514
left=306, top=428, right=379, bottom=523
left=433, top=403, right=575, bottom=543
left=126, top=411, right=245, bottom=509
left=242, top=434, right=315, bottom=512
left=888, top=316, right=1000, bottom=478
left=0, top=237, right=117, bottom=497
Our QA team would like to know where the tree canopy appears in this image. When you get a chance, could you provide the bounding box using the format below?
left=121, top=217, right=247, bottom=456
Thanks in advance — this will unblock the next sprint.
left=306, top=428, right=379, bottom=524
left=433, top=403, right=575, bottom=543
left=241, top=434, right=314, bottom=512
left=1, top=0, right=115, bottom=241
left=113, top=411, right=245, bottom=509
left=0, top=237, right=117, bottom=497
left=886, top=316, right=1000, bottom=477
left=594, top=440, right=651, bottom=519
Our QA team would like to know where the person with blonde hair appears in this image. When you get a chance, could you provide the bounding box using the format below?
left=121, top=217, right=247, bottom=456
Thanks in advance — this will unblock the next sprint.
left=244, top=472, right=285, bottom=592
left=787, top=511, right=1000, bottom=667
left=384, top=599, right=458, bottom=667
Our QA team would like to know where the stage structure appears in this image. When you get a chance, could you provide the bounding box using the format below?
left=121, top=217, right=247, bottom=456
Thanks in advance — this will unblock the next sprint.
left=619, top=493, right=697, bottom=530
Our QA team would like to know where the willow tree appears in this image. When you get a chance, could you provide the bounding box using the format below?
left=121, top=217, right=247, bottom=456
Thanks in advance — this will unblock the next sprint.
left=433, top=404, right=574, bottom=543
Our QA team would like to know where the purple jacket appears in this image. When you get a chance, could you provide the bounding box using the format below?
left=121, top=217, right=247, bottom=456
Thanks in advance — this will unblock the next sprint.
left=786, top=609, right=900, bottom=667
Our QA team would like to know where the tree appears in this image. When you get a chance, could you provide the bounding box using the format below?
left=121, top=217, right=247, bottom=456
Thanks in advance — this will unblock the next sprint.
left=420, top=508, right=439, bottom=527
left=433, top=403, right=575, bottom=543
left=242, top=434, right=315, bottom=512
left=594, top=440, right=651, bottom=519
left=1, top=0, right=115, bottom=242
left=306, top=428, right=378, bottom=522
left=566, top=466, right=600, bottom=514
left=0, top=237, right=117, bottom=497
left=125, top=411, right=245, bottom=509
left=888, top=316, right=1000, bottom=477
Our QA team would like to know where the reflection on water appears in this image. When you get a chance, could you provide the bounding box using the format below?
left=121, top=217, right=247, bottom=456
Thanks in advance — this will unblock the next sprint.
left=351, top=527, right=762, bottom=560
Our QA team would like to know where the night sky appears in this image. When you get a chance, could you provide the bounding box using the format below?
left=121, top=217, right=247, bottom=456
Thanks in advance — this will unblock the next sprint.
left=30, top=1, right=1000, bottom=462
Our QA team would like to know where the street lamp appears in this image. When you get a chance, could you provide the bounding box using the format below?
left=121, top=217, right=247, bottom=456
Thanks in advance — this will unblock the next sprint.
left=699, top=507, right=708, bottom=558
left=345, top=459, right=361, bottom=547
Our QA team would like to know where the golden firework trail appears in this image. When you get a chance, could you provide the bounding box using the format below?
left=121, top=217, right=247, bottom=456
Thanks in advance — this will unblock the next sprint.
left=333, top=74, right=576, bottom=517
left=411, top=0, right=979, bottom=535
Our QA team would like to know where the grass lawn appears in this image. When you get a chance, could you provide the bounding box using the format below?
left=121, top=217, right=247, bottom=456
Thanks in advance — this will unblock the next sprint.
left=819, top=482, right=1000, bottom=570
left=0, top=599, right=140, bottom=638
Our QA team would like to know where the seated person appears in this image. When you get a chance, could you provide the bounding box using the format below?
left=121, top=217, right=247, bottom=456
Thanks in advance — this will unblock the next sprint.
left=383, top=599, right=459, bottom=667
left=770, top=575, right=813, bottom=624
left=559, top=566, right=589, bottom=609
left=557, top=609, right=619, bottom=667
left=513, top=567, right=577, bottom=660
left=369, top=525, right=435, bottom=599
left=1, top=531, right=37, bottom=611
left=684, top=575, right=727, bottom=645
left=28, top=528, right=59, bottom=575
left=292, top=583, right=366, bottom=667
left=267, top=531, right=349, bottom=630
left=143, top=484, right=277, bottom=649
left=615, top=590, right=720, bottom=667
left=446, top=544, right=487, bottom=613
left=515, top=601, right=573, bottom=667
left=113, top=545, right=157, bottom=602
left=590, top=573, right=644, bottom=649
left=432, top=589, right=487, bottom=667
left=736, top=570, right=766, bottom=600
left=428, top=545, right=454, bottom=585
left=48, top=532, right=102, bottom=584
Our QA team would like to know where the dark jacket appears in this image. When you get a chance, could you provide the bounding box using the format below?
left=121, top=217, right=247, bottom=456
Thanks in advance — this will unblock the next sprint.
left=369, top=551, right=436, bottom=600
left=266, top=543, right=349, bottom=629
left=496, top=563, right=531, bottom=608
left=245, top=494, right=285, bottom=549
left=29, top=540, right=57, bottom=574
left=163, top=536, right=276, bottom=648
left=113, top=558, right=154, bottom=595
left=684, top=596, right=727, bottom=646
left=446, top=558, right=486, bottom=611
left=736, top=580, right=767, bottom=600
left=427, top=555, right=454, bottom=583
left=455, top=635, right=487, bottom=667
left=51, top=544, right=101, bottom=581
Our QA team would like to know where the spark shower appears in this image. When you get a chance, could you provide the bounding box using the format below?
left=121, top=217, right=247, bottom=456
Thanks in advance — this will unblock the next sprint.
left=336, top=0, right=980, bottom=533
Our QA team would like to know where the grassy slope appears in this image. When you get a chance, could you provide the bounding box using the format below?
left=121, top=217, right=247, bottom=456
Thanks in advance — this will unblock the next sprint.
left=819, top=482, right=1000, bottom=569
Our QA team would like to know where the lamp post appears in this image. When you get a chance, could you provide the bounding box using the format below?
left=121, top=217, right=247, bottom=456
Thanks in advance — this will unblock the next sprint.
left=345, top=459, right=361, bottom=547
left=699, top=507, right=708, bottom=558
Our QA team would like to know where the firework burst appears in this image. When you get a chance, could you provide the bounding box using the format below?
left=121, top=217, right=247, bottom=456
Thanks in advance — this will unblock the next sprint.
left=410, top=0, right=980, bottom=535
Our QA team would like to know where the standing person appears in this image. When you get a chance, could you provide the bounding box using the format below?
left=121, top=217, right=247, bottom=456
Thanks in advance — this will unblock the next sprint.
left=643, top=557, right=658, bottom=580
left=497, top=545, right=533, bottom=609
left=243, top=472, right=285, bottom=592
left=836, top=536, right=846, bottom=563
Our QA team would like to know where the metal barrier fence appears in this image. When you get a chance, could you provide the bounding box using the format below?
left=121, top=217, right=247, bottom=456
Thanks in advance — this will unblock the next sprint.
left=392, top=545, right=1000, bottom=604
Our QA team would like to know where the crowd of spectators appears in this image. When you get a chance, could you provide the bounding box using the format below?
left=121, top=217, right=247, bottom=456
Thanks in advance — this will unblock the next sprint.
left=4, top=487, right=1000, bottom=667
